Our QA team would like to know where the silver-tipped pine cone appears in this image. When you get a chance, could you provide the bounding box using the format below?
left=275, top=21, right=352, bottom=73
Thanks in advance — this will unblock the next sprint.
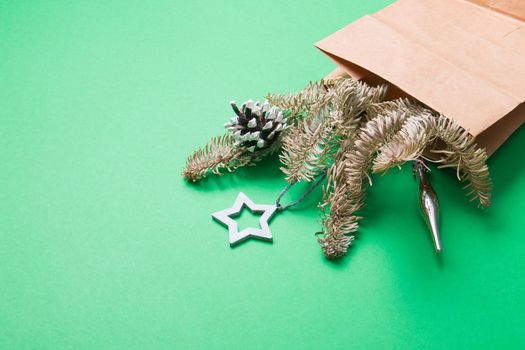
left=225, top=100, right=288, bottom=153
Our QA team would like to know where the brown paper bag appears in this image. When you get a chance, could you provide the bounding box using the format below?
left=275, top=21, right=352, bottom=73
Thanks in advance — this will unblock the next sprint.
left=316, top=0, right=525, bottom=156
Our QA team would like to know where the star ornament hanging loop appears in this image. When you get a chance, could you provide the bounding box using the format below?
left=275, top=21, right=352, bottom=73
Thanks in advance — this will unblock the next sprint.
left=212, top=192, right=277, bottom=246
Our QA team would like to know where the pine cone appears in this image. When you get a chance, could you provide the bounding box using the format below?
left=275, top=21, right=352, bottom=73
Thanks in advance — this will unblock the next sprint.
left=224, top=100, right=288, bottom=153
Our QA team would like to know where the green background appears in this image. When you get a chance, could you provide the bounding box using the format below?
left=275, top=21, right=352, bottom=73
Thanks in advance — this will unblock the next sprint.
left=1, top=0, right=524, bottom=349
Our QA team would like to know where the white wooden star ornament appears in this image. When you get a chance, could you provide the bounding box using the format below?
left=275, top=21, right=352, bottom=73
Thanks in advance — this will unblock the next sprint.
left=212, top=192, right=278, bottom=246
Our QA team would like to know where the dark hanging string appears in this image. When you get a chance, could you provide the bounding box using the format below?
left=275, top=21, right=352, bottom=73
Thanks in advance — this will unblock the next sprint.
left=275, top=172, right=327, bottom=212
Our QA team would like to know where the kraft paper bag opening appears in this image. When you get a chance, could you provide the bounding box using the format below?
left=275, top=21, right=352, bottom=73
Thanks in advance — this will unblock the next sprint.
left=316, top=0, right=525, bottom=156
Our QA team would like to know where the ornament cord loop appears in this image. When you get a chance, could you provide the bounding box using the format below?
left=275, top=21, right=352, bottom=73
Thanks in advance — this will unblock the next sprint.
left=275, top=172, right=327, bottom=212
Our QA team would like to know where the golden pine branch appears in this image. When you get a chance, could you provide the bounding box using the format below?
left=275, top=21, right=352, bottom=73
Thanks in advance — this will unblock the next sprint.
left=182, top=77, right=493, bottom=260
left=182, top=134, right=254, bottom=182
